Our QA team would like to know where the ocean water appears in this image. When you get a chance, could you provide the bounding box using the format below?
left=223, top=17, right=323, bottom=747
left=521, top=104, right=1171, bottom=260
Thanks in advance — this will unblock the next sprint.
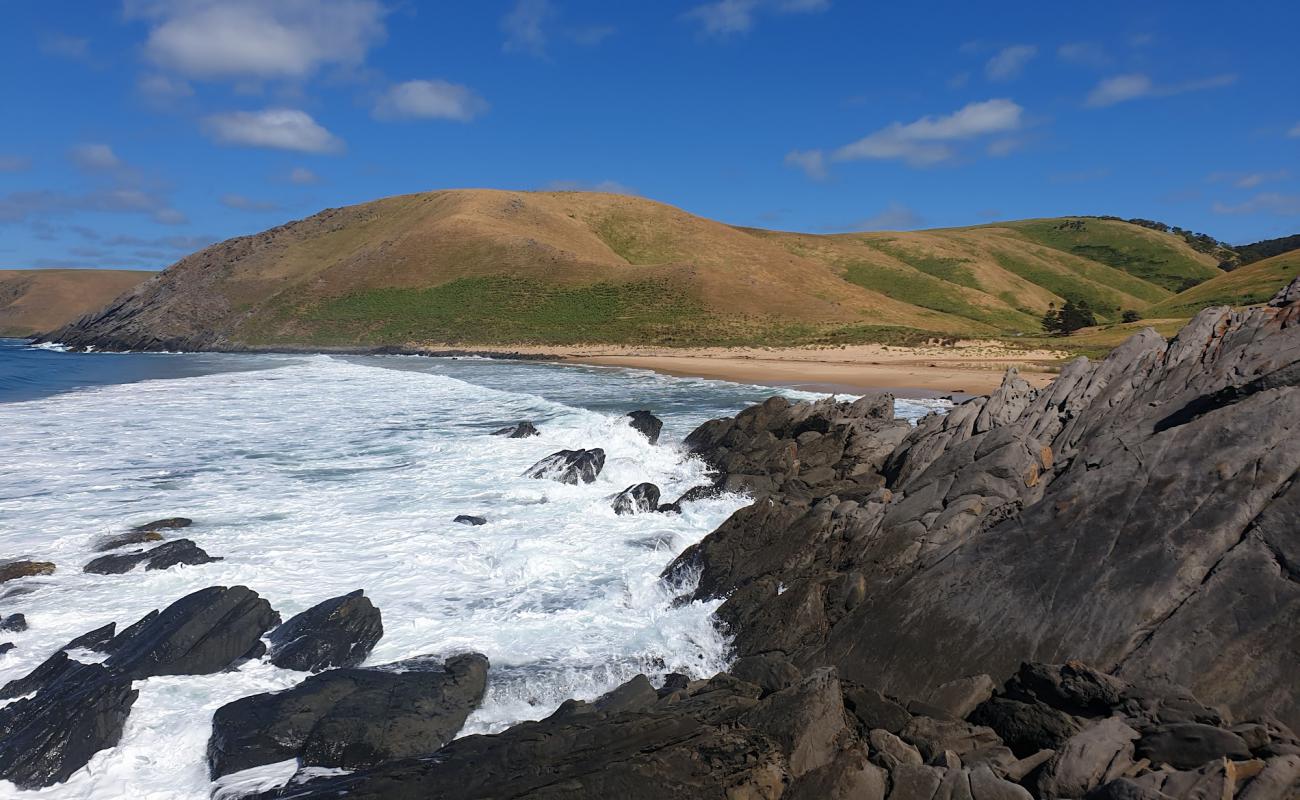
left=0, top=338, right=949, bottom=799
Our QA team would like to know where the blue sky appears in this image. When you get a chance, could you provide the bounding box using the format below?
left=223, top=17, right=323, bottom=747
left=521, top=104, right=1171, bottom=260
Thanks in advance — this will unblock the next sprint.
left=2, top=0, right=1297, bottom=271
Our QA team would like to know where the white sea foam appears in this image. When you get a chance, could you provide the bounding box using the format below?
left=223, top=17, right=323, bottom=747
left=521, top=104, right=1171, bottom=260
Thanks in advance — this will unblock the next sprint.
left=0, top=354, right=946, bottom=798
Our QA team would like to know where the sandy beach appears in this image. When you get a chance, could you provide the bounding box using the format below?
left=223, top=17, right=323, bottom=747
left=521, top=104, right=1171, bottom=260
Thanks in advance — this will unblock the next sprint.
left=501, top=340, right=1071, bottom=395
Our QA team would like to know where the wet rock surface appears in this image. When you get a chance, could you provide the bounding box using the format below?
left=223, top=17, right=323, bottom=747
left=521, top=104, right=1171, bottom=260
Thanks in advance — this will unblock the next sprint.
left=524, top=448, right=606, bottom=484
left=268, top=590, right=383, bottom=672
left=626, top=410, right=663, bottom=444
left=103, top=585, right=280, bottom=679
left=493, top=421, right=539, bottom=438
left=82, top=538, right=221, bottom=574
left=453, top=514, right=487, bottom=525
left=0, top=661, right=138, bottom=790
left=0, top=560, right=55, bottom=584
left=207, top=652, right=488, bottom=777
left=611, top=482, right=661, bottom=515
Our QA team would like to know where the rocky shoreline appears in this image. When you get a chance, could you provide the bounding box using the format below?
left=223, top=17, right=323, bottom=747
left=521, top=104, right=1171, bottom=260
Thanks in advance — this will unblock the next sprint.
left=2, top=279, right=1297, bottom=799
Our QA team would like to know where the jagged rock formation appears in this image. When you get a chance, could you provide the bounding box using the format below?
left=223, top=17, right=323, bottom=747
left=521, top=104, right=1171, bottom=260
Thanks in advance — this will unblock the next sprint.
left=208, top=653, right=488, bottom=778
left=667, top=278, right=1300, bottom=732
left=612, top=482, right=661, bottom=515
left=82, top=539, right=220, bottom=574
left=493, top=421, right=540, bottom=438
left=268, top=590, right=384, bottom=672
left=524, top=448, right=607, bottom=484
left=241, top=660, right=1299, bottom=800
left=626, top=410, right=663, bottom=445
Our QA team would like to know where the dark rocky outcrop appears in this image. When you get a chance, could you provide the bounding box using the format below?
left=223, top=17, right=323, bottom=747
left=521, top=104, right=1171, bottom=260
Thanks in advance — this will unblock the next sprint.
left=268, top=590, right=383, bottom=672
left=82, top=538, right=221, bottom=574
left=0, top=661, right=138, bottom=789
left=524, top=448, right=606, bottom=484
left=493, top=421, right=539, bottom=438
left=665, top=281, right=1300, bottom=731
left=626, top=410, right=663, bottom=444
left=245, top=667, right=849, bottom=799
left=0, top=613, right=26, bottom=632
left=62, top=622, right=117, bottom=652
left=0, top=642, right=12, bottom=655
left=611, top=483, right=661, bottom=515
left=0, top=559, right=55, bottom=584
left=131, top=517, right=192, bottom=532
left=208, top=652, right=488, bottom=777
left=453, top=514, right=487, bottom=526
left=94, top=529, right=164, bottom=552
left=104, top=585, right=279, bottom=679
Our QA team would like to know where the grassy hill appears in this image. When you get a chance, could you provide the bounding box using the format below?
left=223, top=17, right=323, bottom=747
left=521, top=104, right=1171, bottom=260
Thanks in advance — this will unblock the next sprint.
left=0, top=269, right=152, bottom=337
left=41, top=190, right=1264, bottom=351
left=1148, top=248, right=1300, bottom=318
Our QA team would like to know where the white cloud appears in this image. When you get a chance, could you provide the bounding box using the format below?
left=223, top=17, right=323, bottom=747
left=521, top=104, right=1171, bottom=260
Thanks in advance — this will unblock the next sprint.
left=831, top=98, right=1024, bottom=167
left=287, top=167, right=320, bottom=185
left=202, top=109, right=343, bottom=153
left=1085, top=72, right=1236, bottom=108
left=784, top=149, right=827, bottom=180
left=0, top=155, right=31, bottom=172
left=685, top=0, right=757, bottom=36
left=852, top=202, right=923, bottom=231
left=68, top=143, right=123, bottom=172
left=985, top=44, right=1037, bottom=81
left=40, top=34, right=92, bottom=62
left=502, top=0, right=553, bottom=56
left=137, top=73, right=194, bottom=103
left=0, top=188, right=185, bottom=225
left=220, top=193, right=281, bottom=212
left=685, top=0, right=826, bottom=37
left=125, top=0, right=386, bottom=80
left=1209, top=170, right=1289, bottom=189
left=1057, top=41, right=1110, bottom=67
left=373, top=80, right=489, bottom=122
left=541, top=179, right=637, bottom=195
left=1212, top=193, right=1300, bottom=216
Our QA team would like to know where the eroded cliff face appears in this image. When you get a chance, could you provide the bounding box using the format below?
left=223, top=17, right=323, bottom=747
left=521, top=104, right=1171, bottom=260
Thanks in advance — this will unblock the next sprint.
left=669, top=277, right=1300, bottom=730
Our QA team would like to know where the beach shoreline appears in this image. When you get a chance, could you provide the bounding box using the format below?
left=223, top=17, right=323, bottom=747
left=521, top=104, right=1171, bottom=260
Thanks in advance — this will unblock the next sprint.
left=500, top=341, right=1069, bottom=395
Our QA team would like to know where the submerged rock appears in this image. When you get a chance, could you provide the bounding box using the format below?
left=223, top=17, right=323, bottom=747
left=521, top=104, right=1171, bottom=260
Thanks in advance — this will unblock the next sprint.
left=611, top=483, right=661, bottom=515
left=0, top=560, right=55, bottom=585
left=130, top=517, right=192, bottom=532
left=492, top=421, right=540, bottom=438
left=104, top=585, right=280, bottom=679
left=523, top=448, right=606, bottom=484
left=626, top=410, right=663, bottom=445
left=0, top=661, right=137, bottom=789
left=453, top=515, right=487, bottom=526
left=94, top=529, right=164, bottom=552
left=208, top=652, right=488, bottom=777
left=0, top=613, right=26, bottom=633
left=268, top=590, right=383, bottom=672
left=0, top=643, right=12, bottom=655
left=82, top=538, right=221, bottom=574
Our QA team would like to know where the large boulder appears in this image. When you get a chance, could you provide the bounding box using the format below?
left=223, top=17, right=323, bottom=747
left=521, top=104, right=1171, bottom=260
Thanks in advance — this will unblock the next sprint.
left=611, top=483, right=661, bottom=515
left=94, top=529, right=163, bottom=552
left=626, top=410, right=663, bottom=445
left=0, top=560, right=55, bottom=584
left=208, top=653, right=488, bottom=777
left=524, top=448, right=606, bottom=484
left=82, top=539, right=220, bottom=574
left=104, top=585, right=280, bottom=679
left=0, top=661, right=137, bottom=789
left=130, top=517, right=192, bottom=532
left=268, top=590, right=383, bottom=672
